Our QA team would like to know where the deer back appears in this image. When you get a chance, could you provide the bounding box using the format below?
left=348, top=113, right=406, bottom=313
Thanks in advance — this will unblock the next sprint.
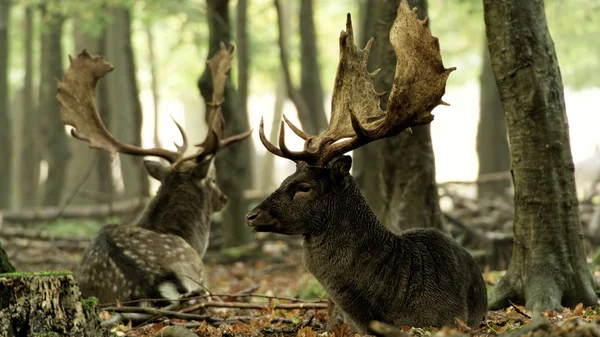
left=77, top=225, right=206, bottom=307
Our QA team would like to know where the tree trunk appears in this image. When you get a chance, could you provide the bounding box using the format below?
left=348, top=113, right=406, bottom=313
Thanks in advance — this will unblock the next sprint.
left=20, top=7, right=40, bottom=208
left=39, top=8, right=71, bottom=207
left=146, top=23, right=161, bottom=149
left=299, top=0, right=327, bottom=133
left=0, top=272, right=109, bottom=336
left=68, top=18, right=114, bottom=205
left=0, top=242, right=15, bottom=273
left=352, top=0, right=381, bottom=208
left=476, top=40, right=511, bottom=199
left=259, top=75, right=285, bottom=191
left=483, top=0, right=598, bottom=312
left=373, top=0, right=444, bottom=233
left=105, top=7, right=148, bottom=199
left=198, top=0, right=254, bottom=248
left=0, top=0, right=11, bottom=210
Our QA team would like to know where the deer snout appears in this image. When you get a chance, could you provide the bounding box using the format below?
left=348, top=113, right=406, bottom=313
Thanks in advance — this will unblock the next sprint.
left=220, top=194, right=228, bottom=204
left=245, top=209, right=280, bottom=231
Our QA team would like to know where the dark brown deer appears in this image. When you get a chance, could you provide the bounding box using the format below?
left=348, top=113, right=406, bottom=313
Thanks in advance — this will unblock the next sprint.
left=56, top=44, right=251, bottom=308
left=246, top=1, right=487, bottom=333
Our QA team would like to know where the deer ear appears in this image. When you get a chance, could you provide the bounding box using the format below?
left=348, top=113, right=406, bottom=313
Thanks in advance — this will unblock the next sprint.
left=328, top=155, right=352, bottom=192
left=193, top=155, right=215, bottom=180
left=144, top=160, right=169, bottom=182
left=328, top=155, right=352, bottom=175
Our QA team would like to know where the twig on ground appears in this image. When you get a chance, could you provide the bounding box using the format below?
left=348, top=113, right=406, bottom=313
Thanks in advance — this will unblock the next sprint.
left=508, top=300, right=532, bottom=319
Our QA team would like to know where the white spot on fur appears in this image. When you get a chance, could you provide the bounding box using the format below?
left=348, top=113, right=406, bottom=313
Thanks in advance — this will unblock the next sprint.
left=158, top=282, right=181, bottom=302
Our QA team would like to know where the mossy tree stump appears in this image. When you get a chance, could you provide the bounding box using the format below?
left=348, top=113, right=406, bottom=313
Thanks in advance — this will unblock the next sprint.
left=0, top=271, right=109, bottom=337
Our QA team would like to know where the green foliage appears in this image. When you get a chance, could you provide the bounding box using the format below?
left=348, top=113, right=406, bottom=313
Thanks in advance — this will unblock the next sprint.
left=48, top=219, right=107, bottom=236
left=296, top=275, right=328, bottom=300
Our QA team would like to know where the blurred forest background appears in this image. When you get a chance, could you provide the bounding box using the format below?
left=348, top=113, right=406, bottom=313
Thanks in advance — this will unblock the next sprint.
left=1, top=0, right=600, bottom=269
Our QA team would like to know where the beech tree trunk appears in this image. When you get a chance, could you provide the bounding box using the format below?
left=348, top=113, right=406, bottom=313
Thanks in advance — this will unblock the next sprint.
left=105, top=7, right=148, bottom=199
left=372, top=0, right=444, bottom=233
left=476, top=41, right=511, bottom=199
left=198, top=0, right=254, bottom=248
left=353, top=0, right=381, bottom=208
left=146, top=24, right=161, bottom=149
left=299, top=0, right=327, bottom=134
left=0, top=0, right=11, bottom=209
left=20, top=7, right=40, bottom=208
left=0, top=272, right=109, bottom=336
left=39, top=8, right=71, bottom=207
left=484, top=0, right=598, bottom=311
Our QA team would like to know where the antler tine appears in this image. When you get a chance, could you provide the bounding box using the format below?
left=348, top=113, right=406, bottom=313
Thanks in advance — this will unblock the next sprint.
left=259, top=117, right=285, bottom=158
left=170, top=115, right=188, bottom=155
left=57, top=50, right=183, bottom=164
left=219, top=128, right=254, bottom=149
left=283, top=115, right=311, bottom=140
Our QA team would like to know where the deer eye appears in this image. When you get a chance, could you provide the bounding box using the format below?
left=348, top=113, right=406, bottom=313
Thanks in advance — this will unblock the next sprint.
left=297, top=184, right=312, bottom=193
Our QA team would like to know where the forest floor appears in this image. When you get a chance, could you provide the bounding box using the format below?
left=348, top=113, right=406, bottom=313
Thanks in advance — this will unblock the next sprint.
left=4, top=237, right=600, bottom=337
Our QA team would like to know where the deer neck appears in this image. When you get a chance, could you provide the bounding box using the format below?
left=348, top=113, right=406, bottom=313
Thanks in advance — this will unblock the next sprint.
left=135, top=185, right=212, bottom=258
left=303, top=181, right=397, bottom=281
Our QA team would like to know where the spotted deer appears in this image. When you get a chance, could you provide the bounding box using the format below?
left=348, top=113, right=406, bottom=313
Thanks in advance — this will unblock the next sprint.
left=56, top=44, right=251, bottom=308
left=246, top=1, right=487, bottom=333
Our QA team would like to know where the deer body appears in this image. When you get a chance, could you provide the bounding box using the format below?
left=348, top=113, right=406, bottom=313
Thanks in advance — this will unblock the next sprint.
left=56, top=45, right=251, bottom=308
left=249, top=160, right=487, bottom=332
left=247, top=1, right=487, bottom=332
left=77, top=161, right=226, bottom=305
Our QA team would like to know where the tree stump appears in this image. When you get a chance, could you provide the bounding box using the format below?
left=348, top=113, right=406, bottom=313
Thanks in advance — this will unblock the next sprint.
left=0, top=271, right=109, bottom=337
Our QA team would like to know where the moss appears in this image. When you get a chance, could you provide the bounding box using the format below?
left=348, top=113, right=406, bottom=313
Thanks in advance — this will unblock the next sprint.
left=0, top=270, right=72, bottom=278
left=81, top=296, right=99, bottom=311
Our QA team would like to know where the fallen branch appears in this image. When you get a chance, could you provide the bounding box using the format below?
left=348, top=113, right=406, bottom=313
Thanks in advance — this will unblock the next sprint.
left=179, top=300, right=327, bottom=313
left=102, top=306, right=210, bottom=322
left=0, top=198, right=149, bottom=223
left=0, top=227, right=91, bottom=243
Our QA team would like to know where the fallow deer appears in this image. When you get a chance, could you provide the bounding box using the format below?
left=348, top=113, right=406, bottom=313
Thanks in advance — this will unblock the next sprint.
left=56, top=44, right=251, bottom=308
left=246, top=1, right=487, bottom=333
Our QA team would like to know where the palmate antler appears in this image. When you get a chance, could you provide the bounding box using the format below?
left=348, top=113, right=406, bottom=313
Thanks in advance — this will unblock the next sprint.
left=56, top=43, right=251, bottom=166
left=260, top=0, right=455, bottom=166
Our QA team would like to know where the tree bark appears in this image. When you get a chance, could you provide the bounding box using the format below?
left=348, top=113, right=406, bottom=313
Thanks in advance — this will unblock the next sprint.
left=0, top=242, right=15, bottom=273
left=198, top=0, right=254, bottom=248
left=0, top=0, right=11, bottom=210
left=484, top=0, right=598, bottom=312
left=0, top=272, right=109, bottom=336
left=372, top=0, right=444, bottom=232
left=39, top=7, right=71, bottom=207
left=20, top=7, right=40, bottom=208
left=105, top=7, right=148, bottom=199
left=259, top=74, right=285, bottom=191
left=476, top=40, right=511, bottom=199
left=299, top=0, right=327, bottom=133
left=352, top=0, right=381, bottom=208
left=146, top=23, right=161, bottom=149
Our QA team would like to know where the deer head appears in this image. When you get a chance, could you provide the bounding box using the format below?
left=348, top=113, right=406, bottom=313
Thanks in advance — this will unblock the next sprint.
left=58, top=44, right=252, bottom=309
left=246, top=1, right=455, bottom=235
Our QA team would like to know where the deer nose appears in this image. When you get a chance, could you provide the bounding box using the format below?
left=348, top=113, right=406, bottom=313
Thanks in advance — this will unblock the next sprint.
left=220, top=194, right=228, bottom=204
left=246, top=210, right=259, bottom=222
